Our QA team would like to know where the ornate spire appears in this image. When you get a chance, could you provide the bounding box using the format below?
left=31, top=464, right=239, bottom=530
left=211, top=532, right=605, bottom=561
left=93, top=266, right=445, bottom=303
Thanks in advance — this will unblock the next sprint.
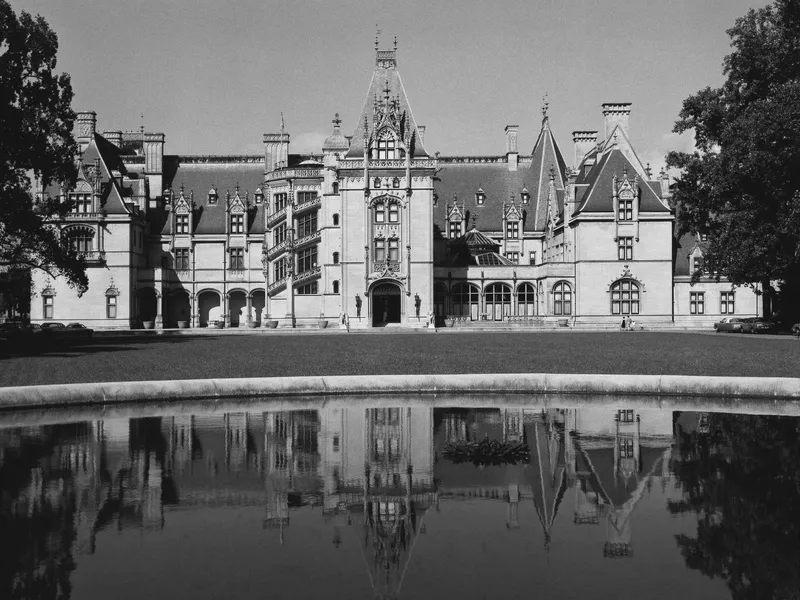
left=541, top=93, right=549, bottom=122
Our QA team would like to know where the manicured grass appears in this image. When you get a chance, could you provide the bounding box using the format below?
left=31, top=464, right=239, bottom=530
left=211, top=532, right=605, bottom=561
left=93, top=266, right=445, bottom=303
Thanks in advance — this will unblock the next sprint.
left=0, top=331, right=798, bottom=387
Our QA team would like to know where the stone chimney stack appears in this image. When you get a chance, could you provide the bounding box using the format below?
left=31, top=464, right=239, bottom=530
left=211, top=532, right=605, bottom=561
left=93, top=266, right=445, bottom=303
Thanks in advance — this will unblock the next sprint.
left=505, top=125, right=519, bottom=172
left=602, top=103, right=631, bottom=141
left=103, top=130, right=123, bottom=148
left=417, top=125, right=426, bottom=145
left=264, top=132, right=291, bottom=173
left=76, top=111, right=97, bottom=152
left=572, top=131, right=598, bottom=166
left=144, top=133, right=165, bottom=197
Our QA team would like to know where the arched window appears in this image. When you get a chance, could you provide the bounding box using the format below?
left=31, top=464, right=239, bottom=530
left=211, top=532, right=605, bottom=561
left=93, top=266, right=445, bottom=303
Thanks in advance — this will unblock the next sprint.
left=332, top=213, right=339, bottom=226
left=42, top=287, right=55, bottom=320
left=485, top=283, right=512, bottom=321
left=333, top=280, right=339, bottom=294
left=332, top=252, right=339, bottom=265
left=451, top=283, right=480, bottom=320
left=516, top=283, right=536, bottom=316
left=611, top=279, right=640, bottom=315
left=553, top=282, right=572, bottom=316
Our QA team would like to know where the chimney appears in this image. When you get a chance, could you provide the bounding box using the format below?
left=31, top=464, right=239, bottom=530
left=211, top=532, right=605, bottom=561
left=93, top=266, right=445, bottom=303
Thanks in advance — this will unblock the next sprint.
left=602, top=103, right=631, bottom=141
left=143, top=133, right=165, bottom=197
left=103, top=130, right=123, bottom=148
left=263, top=132, right=290, bottom=173
left=76, top=111, right=97, bottom=152
left=659, top=168, right=671, bottom=198
left=505, top=125, right=519, bottom=172
left=572, top=131, right=598, bottom=166
left=417, top=125, right=426, bottom=145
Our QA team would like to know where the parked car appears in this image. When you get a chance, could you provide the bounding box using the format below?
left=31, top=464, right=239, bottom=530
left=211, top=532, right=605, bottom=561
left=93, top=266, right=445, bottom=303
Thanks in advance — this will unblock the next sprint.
left=714, top=317, right=744, bottom=333
left=66, top=322, right=94, bottom=339
left=39, top=321, right=93, bottom=344
left=740, top=317, right=777, bottom=334
left=0, top=323, right=42, bottom=354
left=40, top=322, right=66, bottom=329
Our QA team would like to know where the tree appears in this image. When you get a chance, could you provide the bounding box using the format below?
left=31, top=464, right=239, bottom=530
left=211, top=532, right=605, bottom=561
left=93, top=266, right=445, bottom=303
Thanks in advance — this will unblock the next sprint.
left=666, top=0, right=800, bottom=320
left=0, top=0, right=87, bottom=297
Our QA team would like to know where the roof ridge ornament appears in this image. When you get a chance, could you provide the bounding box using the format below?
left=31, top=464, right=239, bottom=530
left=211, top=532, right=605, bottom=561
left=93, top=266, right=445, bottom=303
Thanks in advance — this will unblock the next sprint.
left=541, top=93, right=549, bottom=123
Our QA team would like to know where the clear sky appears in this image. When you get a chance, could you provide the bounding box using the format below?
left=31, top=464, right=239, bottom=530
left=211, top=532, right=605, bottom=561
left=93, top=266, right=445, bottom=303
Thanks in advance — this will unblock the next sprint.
left=13, top=0, right=767, bottom=171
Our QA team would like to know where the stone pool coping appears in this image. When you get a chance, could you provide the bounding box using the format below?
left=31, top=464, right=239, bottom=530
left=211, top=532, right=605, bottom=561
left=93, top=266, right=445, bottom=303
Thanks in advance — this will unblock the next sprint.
left=1, top=373, right=799, bottom=410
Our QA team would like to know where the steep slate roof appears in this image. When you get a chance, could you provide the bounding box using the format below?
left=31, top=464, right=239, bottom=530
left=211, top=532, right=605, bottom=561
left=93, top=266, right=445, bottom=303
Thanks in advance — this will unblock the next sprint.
left=160, top=158, right=266, bottom=235
left=574, top=148, right=669, bottom=215
left=527, top=116, right=567, bottom=226
left=81, top=133, right=138, bottom=216
left=345, top=49, right=428, bottom=159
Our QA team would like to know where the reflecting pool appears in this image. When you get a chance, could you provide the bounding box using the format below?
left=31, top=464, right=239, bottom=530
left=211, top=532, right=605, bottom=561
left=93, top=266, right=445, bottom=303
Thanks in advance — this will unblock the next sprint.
left=1, top=398, right=798, bottom=599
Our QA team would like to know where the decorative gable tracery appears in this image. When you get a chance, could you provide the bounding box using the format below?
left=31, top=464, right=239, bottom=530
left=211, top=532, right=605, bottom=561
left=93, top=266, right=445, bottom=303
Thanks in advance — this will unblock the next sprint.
left=446, top=195, right=466, bottom=239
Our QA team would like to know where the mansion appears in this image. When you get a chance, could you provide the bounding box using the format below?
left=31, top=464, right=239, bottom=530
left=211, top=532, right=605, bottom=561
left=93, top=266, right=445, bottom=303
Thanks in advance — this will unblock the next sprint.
left=30, top=45, right=759, bottom=329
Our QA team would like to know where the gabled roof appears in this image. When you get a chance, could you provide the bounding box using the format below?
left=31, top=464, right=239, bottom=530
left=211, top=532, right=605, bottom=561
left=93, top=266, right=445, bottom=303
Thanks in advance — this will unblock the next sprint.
left=79, top=133, right=137, bottom=216
left=345, top=48, right=428, bottom=159
left=160, top=158, right=266, bottom=235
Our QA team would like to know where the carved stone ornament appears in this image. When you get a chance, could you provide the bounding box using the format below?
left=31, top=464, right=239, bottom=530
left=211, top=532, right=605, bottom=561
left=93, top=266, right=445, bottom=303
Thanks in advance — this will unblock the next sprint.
left=42, top=286, right=56, bottom=297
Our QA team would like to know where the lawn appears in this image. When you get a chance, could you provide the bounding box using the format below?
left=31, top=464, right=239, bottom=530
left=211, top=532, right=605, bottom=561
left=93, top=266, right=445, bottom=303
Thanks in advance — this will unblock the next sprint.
left=0, top=331, right=798, bottom=387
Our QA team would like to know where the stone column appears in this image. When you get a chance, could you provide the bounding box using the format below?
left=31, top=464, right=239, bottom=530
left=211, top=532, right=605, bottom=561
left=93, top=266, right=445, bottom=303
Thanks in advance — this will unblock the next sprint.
left=246, top=293, right=252, bottom=325
left=223, top=291, right=230, bottom=328
left=154, top=288, right=163, bottom=329
left=190, top=294, right=198, bottom=328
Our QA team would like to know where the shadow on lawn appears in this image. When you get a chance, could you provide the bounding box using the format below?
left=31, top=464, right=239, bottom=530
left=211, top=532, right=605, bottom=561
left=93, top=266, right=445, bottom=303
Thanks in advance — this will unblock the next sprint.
left=0, top=334, right=219, bottom=359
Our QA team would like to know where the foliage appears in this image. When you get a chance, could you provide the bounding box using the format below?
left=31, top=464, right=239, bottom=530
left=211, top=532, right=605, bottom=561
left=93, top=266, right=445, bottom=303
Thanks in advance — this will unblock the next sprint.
left=666, top=0, right=800, bottom=312
left=0, top=0, right=87, bottom=294
left=669, top=413, right=800, bottom=600
left=442, top=436, right=529, bottom=466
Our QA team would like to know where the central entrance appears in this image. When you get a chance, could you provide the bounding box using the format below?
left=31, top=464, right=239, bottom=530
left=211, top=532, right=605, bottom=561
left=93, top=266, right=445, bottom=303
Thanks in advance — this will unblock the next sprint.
left=372, top=282, right=402, bottom=326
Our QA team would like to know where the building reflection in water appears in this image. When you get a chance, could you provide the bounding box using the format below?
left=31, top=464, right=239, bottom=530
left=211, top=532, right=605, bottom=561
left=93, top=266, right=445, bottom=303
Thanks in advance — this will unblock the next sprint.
left=1, top=404, right=711, bottom=598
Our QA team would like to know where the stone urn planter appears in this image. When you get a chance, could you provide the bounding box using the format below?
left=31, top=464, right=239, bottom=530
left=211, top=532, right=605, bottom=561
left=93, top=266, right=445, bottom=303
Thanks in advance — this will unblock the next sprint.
left=213, top=320, right=225, bottom=329
left=177, top=320, right=189, bottom=329
left=444, top=318, right=455, bottom=328
left=142, top=321, right=154, bottom=330
left=268, top=320, right=279, bottom=329
left=318, top=319, right=328, bottom=329
left=558, top=318, right=569, bottom=327
left=247, top=320, right=258, bottom=328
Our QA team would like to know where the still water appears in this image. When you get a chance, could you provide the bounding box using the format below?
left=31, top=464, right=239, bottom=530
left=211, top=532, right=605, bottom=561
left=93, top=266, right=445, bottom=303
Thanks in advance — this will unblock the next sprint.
left=1, top=397, right=798, bottom=600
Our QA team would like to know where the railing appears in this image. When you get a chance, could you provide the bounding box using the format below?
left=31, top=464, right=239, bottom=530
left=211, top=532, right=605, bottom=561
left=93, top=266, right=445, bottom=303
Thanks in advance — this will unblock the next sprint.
left=372, top=261, right=400, bottom=274
left=295, top=230, right=321, bottom=249
left=267, top=206, right=287, bottom=228
left=293, top=195, right=322, bottom=215
left=228, top=269, right=246, bottom=280
left=79, top=251, right=106, bottom=263
left=294, top=266, right=321, bottom=286
left=266, top=239, right=288, bottom=259
left=343, top=158, right=438, bottom=170
left=268, top=277, right=288, bottom=296
left=265, top=168, right=322, bottom=182
left=65, top=212, right=104, bottom=220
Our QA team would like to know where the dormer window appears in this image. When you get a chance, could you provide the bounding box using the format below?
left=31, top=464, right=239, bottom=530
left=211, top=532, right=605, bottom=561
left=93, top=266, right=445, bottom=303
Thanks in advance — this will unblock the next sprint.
left=230, top=213, right=244, bottom=234
left=618, top=191, right=634, bottom=221
left=699, top=233, right=708, bottom=242
left=254, top=187, right=264, bottom=204
left=376, top=132, right=398, bottom=160
left=506, top=221, right=519, bottom=239
left=208, top=187, right=218, bottom=205
left=476, top=188, right=486, bottom=206
left=71, top=193, right=92, bottom=213
left=176, top=214, right=189, bottom=234
left=521, top=188, right=530, bottom=205
left=449, top=220, right=462, bottom=239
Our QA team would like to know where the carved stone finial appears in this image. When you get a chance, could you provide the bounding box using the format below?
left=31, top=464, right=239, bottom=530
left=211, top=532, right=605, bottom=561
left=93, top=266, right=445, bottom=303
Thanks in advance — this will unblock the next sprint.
left=383, top=79, right=391, bottom=103
left=623, top=164, right=628, bottom=178
left=333, top=113, right=341, bottom=127
left=645, top=162, right=652, bottom=178
left=394, top=36, right=397, bottom=51
left=541, top=93, right=549, bottom=120
left=180, top=182, right=185, bottom=194
left=549, top=165, right=556, bottom=181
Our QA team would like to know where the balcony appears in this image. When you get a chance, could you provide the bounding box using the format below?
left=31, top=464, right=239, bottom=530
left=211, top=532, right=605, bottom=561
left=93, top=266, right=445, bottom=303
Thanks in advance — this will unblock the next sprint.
left=293, top=195, right=322, bottom=216
left=266, top=239, right=288, bottom=260
left=295, top=230, right=321, bottom=250
left=79, top=251, right=106, bottom=265
left=265, top=168, right=322, bottom=182
left=268, top=277, right=287, bottom=296
left=65, top=212, right=105, bottom=221
left=267, top=206, right=287, bottom=228
left=343, top=158, right=438, bottom=170
left=294, top=266, right=321, bottom=286
left=228, top=269, right=246, bottom=281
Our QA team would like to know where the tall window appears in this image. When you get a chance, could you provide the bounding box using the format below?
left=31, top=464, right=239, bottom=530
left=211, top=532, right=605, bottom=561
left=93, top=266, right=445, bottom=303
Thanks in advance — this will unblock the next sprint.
left=517, top=283, right=536, bottom=316
left=106, top=295, right=117, bottom=319
left=332, top=213, right=339, bottom=226
left=332, top=252, right=339, bottom=265
left=297, top=282, right=318, bottom=295
left=451, top=283, right=480, bottom=319
left=690, top=291, right=705, bottom=314
left=229, top=248, right=245, bottom=271
left=175, top=248, right=190, bottom=271
left=618, top=198, right=633, bottom=220
left=388, top=239, right=400, bottom=262
left=176, top=214, right=189, bottom=234
left=618, top=237, right=633, bottom=261
left=693, top=257, right=704, bottom=273
left=720, top=291, right=735, bottom=314
left=618, top=409, right=635, bottom=423
left=374, top=203, right=386, bottom=223
left=374, top=239, right=385, bottom=261
left=274, top=193, right=289, bottom=212
left=43, top=294, right=54, bottom=319
left=388, top=203, right=399, bottom=223
left=332, top=280, right=339, bottom=294
left=506, top=221, right=519, bottom=239
left=485, top=283, right=511, bottom=321
left=529, top=251, right=537, bottom=265
left=67, top=230, right=93, bottom=254
left=611, top=279, right=639, bottom=315
left=230, top=213, right=244, bottom=234
left=553, top=282, right=573, bottom=316
left=297, top=212, right=317, bottom=238
left=297, top=191, right=317, bottom=205
left=298, top=247, right=317, bottom=273
left=274, top=223, right=288, bottom=245
left=274, top=260, right=287, bottom=281
left=449, top=221, right=462, bottom=239
left=71, top=193, right=92, bottom=213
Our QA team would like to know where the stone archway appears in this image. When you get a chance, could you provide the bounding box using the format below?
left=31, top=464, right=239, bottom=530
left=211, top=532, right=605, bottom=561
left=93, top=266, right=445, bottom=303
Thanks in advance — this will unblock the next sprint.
left=250, top=290, right=265, bottom=326
left=227, top=290, right=247, bottom=327
left=197, top=290, right=221, bottom=327
left=371, top=281, right=402, bottom=327
left=138, top=288, right=158, bottom=324
left=167, top=290, right=191, bottom=328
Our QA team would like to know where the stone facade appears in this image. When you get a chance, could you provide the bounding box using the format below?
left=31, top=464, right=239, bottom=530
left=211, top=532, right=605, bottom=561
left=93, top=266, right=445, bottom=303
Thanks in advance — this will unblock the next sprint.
left=29, top=46, right=759, bottom=329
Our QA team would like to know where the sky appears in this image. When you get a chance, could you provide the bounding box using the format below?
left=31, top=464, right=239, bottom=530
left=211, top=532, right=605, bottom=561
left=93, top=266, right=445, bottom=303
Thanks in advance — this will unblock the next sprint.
left=13, top=0, right=768, bottom=171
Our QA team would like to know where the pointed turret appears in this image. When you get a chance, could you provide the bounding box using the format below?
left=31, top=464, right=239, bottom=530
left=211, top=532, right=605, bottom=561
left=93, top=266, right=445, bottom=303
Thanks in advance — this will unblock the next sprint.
left=345, top=42, right=429, bottom=159
left=528, top=97, right=567, bottom=230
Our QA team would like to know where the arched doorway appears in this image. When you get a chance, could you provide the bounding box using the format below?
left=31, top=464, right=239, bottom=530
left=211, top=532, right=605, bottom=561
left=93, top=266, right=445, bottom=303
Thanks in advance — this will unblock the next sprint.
left=434, top=282, right=447, bottom=320
left=516, top=283, right=536, bottom=316
left=371, top=282, right=402, bottom=326
left=485, top=283, right=511, bottom=321
left=251, top=290, right=265, bottom=326
left=167, top=290, right=191, bottom=328
left=138, top=288, right=158, bottom=323
left=228, top=290, right=247, bottom=327
left=451, top=282, right=480, bottom=320
left=198, top=290, right=221, bottom=327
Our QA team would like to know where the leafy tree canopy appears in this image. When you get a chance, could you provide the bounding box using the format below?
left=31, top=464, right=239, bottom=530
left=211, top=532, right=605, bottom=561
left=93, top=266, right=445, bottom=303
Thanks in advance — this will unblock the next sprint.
left=667, top=0, right=800, bottom=304
left=0, top=0, right=87, bottom=294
